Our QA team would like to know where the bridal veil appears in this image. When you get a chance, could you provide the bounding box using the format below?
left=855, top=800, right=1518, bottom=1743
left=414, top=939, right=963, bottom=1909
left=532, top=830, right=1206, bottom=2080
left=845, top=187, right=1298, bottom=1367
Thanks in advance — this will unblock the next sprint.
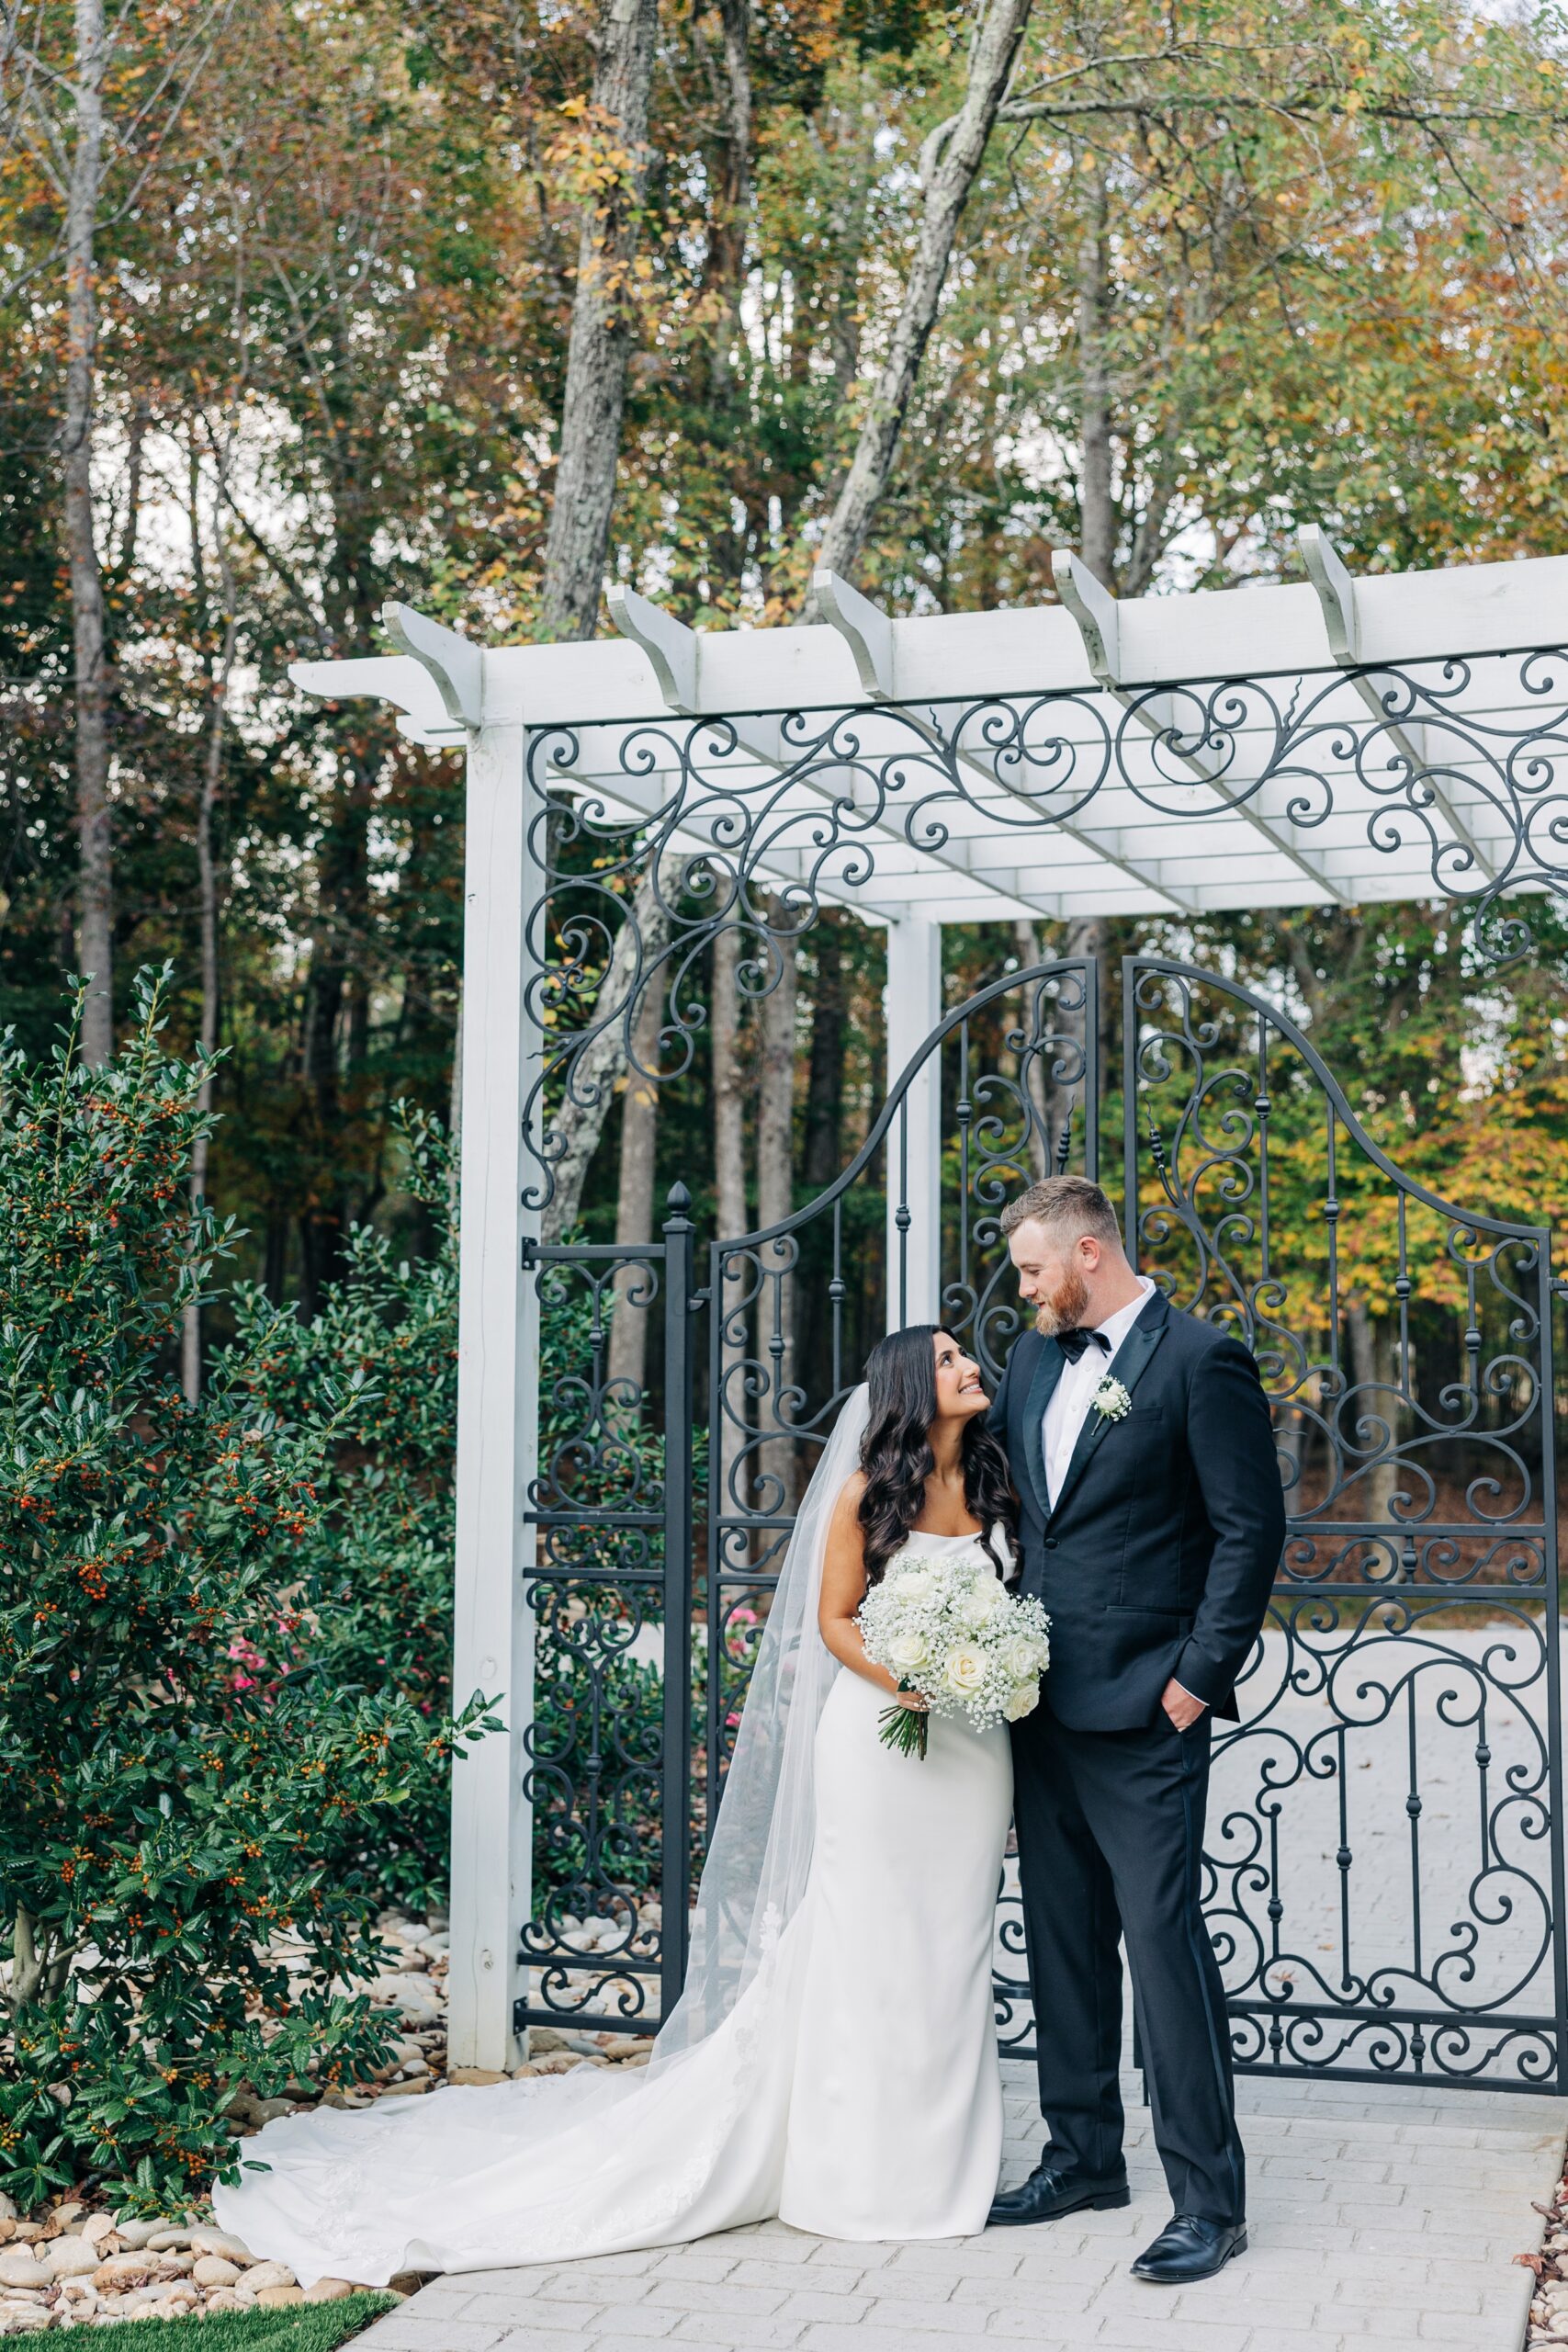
left=212, top=1386, right=873, bottom=2277
left=653, top=1382, right=868, bottom=2064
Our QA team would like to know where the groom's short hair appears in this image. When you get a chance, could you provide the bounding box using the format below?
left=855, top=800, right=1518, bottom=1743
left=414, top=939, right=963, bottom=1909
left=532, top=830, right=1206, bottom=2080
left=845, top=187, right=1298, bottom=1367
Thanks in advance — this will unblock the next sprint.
left=1000, top=1174, right=1121, bottom=1247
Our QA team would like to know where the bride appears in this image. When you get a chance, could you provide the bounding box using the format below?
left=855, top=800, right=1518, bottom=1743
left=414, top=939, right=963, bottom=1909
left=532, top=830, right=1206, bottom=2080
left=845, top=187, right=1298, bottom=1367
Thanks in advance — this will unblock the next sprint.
left=213, top=1325, right=1019, bottom=2282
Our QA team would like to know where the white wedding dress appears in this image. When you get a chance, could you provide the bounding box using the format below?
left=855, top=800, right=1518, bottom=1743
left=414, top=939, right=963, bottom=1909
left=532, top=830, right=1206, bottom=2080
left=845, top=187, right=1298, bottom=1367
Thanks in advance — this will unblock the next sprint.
left=214, top=1424, right=1013, bottom=2285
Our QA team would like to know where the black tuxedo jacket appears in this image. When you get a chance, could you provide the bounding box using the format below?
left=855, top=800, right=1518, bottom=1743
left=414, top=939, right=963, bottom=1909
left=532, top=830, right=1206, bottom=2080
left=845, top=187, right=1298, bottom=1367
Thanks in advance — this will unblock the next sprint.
left=988, top=1290, right=1285, bottom=1730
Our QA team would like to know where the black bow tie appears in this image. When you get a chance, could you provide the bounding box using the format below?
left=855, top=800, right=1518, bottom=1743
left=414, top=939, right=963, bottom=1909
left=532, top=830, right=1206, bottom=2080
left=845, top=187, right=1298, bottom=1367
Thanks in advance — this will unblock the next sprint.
left=1057, top=1327, right=1111, bottom=1363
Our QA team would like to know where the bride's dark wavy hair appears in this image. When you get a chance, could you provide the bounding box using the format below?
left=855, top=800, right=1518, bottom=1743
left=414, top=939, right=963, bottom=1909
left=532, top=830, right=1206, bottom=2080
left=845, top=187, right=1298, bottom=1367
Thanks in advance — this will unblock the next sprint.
left=857, top=1325, right=1016, bottom=1587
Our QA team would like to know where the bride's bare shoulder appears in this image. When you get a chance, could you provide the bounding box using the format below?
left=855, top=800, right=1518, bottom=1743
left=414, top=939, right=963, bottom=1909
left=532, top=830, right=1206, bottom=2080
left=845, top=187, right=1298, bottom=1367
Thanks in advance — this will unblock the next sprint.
left=834, top=1470, right=868, bottom=1511
left=820, top=1474, right=869, bottom=1580
left=829, top=1471, right=868, bottom=1531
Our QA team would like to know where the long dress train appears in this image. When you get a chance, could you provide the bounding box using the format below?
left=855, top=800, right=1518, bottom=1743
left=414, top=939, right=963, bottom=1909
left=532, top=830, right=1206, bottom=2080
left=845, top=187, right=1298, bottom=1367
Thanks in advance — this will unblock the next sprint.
left=213, top=1522, right=1012, bottom=2283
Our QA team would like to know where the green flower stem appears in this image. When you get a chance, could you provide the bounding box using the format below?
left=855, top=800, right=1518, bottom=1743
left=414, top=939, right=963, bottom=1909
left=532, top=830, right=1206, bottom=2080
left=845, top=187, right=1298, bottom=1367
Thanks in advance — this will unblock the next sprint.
left=875, top=1687, right=930, bottom=1760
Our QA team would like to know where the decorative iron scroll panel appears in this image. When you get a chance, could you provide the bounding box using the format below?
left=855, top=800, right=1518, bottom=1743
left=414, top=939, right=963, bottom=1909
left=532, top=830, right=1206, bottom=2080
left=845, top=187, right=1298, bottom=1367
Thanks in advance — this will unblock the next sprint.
left=515, top=1196, right=695, bottom=2039
left=522, top=642, right=1568, bottom=1234
left=1128, top=956, right=1565, bottom=2091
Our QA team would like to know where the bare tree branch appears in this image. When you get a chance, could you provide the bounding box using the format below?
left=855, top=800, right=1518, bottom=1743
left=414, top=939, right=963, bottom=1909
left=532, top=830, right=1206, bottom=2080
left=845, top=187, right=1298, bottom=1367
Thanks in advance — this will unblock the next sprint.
left=537, top=0, right=660, bottom=642
left=807, top=0, right=1034, bottom=600
left=542, top=857, right=684, bottom=1243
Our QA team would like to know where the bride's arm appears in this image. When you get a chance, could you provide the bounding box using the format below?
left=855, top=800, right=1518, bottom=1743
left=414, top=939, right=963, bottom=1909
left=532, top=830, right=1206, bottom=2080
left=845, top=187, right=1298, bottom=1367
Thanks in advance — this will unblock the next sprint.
left=817, top=1476, right=926, bottom=1708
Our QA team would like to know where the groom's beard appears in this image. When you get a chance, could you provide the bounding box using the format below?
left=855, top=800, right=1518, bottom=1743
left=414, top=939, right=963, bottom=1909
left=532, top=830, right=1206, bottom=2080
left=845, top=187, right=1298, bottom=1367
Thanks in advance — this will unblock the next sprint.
left=1033, top=1264, right=1090, bottom=1338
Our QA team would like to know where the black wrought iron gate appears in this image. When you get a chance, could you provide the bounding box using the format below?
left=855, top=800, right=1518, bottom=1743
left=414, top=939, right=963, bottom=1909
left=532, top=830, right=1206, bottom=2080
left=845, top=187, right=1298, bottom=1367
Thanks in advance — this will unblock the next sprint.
left=524, top=955, right=1567, bottom=2092
left=520, top=1196, right=696, bottom=2036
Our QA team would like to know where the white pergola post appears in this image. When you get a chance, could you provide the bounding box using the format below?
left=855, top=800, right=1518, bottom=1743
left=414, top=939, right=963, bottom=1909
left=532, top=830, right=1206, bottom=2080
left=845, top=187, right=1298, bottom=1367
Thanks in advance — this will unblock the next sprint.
left=884, top=915, right=943, bottom=1330
left=446, top=718, right=541, bottom=2074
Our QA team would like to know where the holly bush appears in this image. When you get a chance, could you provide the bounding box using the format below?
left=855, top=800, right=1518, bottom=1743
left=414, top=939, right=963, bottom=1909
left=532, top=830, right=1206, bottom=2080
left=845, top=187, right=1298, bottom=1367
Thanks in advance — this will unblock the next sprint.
left=220, top=1104, right=468, bottom=1914
left=0, top=974, right=493, bottom=2213
left=231, top=1116, right=701, bottom=1917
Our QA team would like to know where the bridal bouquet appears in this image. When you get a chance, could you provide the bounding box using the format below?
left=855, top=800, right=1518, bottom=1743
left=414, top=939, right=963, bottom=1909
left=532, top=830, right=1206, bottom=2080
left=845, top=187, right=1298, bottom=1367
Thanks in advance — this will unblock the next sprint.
left=856, top=1550, right=1052, bottom=1759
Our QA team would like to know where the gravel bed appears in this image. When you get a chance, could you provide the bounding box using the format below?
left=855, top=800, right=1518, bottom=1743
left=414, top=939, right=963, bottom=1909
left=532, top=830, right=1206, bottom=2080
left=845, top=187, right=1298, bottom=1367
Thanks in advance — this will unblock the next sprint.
left=0, top=1905, right=653, bottom=2335
left=1519, top=2141, right=1568, bottom=2348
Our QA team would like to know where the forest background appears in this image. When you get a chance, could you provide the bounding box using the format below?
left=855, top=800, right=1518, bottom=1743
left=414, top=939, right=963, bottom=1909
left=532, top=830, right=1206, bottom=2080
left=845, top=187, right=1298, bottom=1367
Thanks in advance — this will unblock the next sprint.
left=6, top=0, right=1568, bottom=2211
left=7, top=0, right=1568, bottom=1316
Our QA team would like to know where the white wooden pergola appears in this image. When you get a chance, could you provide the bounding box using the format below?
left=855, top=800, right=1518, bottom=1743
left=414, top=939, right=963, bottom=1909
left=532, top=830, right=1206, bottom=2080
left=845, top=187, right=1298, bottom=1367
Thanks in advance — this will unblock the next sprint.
left=291, top=532, right=1568, bottom=2070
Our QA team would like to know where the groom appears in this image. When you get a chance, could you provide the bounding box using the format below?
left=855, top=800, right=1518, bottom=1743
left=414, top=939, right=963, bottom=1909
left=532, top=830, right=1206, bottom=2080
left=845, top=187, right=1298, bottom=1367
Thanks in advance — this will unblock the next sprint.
left=986, top=1175, right=1284, bottom=2284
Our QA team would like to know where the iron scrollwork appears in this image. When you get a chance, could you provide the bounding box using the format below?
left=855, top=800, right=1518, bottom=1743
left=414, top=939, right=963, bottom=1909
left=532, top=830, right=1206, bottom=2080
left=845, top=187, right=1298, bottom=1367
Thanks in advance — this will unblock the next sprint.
left=1129, top=956, right=1563, bottom=2089
left=523, top=644, right=1568, bottom=1227
left=517, top=1197, right=695, bottom=2039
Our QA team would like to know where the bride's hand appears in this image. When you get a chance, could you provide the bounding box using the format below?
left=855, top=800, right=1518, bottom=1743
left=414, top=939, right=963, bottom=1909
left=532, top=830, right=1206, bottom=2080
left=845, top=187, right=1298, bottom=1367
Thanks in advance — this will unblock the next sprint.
left=896, top=1690, right=929, bottom=1713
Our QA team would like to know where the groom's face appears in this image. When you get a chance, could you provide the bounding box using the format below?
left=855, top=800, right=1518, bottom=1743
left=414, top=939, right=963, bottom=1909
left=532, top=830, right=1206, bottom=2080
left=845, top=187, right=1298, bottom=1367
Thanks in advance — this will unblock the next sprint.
left=1007, top=1217, right=1093, bottom=1337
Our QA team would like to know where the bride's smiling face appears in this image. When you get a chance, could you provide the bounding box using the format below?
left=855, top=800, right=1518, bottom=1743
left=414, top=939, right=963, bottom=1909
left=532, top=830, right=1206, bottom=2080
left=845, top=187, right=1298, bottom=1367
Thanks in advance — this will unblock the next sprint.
left=932, top=1333, right=987, bottom=1422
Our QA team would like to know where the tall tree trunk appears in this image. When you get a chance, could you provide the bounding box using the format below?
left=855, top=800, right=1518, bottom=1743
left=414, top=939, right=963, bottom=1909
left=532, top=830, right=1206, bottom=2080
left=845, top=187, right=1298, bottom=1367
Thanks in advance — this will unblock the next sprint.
left=1014, top=916, right=1105, bottom=1175
left=542, top=856, right=682, bottom=1241
left=829, top=151, right=871, bottom=397
left=802, top=913, right=846, bottom=1191
left=703, top=0, right=751, bottom=590
left=182, top=477, right=235, bottom=1404
left=1060, top=913, right=1107, bottom=1170
left=537, top=0, right=660, bottom=641
left=806, top=0, right=1033, bottom=601
left=755, top=908, right=798, bottom=1515
left=1347, top=1301, right=1400, bottom=1540
left=63, top=0, right=112, bottom=1065
left=795, top=911, right=846, bottom=1423
left=263, top=1215, right=288, bottom=1306
left=606, top=972, right=665, bottom=1398
left=1013, top=918, right=1051, bottom=1180
left=297, top=931, right=345, bottom=1321
left=713, top=925, right=748, bottom=1245
left=712, top=922, right=749, bottom=1461
left=704, top=0, right=751, bottom=352
left=1076, top=160, right=1115, bottom=587
left=297, top=740, right=375, bottom=1311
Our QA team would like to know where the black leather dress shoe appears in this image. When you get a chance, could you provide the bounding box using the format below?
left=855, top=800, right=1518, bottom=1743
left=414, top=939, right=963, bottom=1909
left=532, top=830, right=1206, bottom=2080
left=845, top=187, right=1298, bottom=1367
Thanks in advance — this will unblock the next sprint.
left=1130, top=2214, right=1247, bottom=2282
left=987, top=2161, right=1130, bottom=2227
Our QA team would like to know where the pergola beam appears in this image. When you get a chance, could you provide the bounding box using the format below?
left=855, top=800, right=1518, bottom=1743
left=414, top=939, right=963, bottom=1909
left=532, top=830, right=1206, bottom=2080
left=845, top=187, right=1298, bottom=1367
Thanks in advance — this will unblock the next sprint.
left=807, top=571, right=1198, bottom=915
left=1298, top=527, right=1496, bottom=885
left=284, top=549, right=1567, bottom=934
left=608, top=580, right=1170, bottom=919
left=1052, top=551, right=1353, bottom=908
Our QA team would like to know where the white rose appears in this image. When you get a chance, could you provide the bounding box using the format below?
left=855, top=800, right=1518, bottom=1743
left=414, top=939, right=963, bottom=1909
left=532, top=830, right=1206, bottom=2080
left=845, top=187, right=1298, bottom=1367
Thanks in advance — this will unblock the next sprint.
left=942, top=1644, right=987, bottom=1696
left=1004, top=1682, right=1039, bottom=1723
left=961, top=1577, right=1006, bottom=1626
left=1002, top=1635, right=1046, bottom=1680
left=893, top=1567, right=933, bottom=1603
left=887, top=1631, right=929, bottom=1675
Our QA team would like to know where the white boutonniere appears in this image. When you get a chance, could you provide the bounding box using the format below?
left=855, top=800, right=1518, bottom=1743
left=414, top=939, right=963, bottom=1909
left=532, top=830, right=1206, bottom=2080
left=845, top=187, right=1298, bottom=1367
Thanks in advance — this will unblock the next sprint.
left=1092, top=1375, right=1132, bottom=1423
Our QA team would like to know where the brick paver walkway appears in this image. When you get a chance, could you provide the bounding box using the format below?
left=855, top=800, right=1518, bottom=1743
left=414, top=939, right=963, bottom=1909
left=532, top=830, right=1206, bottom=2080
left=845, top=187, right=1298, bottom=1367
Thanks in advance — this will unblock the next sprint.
left=355, top=2058, right=1565, bottom=2352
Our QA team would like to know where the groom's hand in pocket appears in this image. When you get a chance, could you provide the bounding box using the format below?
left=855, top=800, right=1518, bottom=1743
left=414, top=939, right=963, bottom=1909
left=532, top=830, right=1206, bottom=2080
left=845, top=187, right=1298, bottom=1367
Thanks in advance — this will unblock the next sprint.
left=1160, top=1677, right=1206, bottom=1731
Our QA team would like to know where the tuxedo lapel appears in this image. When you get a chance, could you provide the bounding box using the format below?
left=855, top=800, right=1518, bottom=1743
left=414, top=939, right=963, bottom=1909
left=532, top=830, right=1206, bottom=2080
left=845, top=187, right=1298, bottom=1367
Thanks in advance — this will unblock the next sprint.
left=1020, top=1334, right=1064, bottom=1521
left=1048, top=1291, right=1171, bottom=1523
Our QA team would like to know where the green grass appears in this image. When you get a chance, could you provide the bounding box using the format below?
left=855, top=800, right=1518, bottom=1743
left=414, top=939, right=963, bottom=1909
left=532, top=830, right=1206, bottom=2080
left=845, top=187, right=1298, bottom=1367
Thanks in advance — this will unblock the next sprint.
left=119, top=2292, right=400, bottom=2348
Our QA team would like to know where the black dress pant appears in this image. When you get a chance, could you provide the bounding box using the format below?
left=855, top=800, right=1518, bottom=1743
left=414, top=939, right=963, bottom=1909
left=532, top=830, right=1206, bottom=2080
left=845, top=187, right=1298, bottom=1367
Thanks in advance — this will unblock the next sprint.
left=1010, top=1696, right=1246, bottom=2225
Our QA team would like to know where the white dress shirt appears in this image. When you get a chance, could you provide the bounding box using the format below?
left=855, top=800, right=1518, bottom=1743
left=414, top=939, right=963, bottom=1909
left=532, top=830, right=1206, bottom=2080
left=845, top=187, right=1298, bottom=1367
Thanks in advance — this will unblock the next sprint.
left=1042, top=1276, right=1156, bottom=1510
